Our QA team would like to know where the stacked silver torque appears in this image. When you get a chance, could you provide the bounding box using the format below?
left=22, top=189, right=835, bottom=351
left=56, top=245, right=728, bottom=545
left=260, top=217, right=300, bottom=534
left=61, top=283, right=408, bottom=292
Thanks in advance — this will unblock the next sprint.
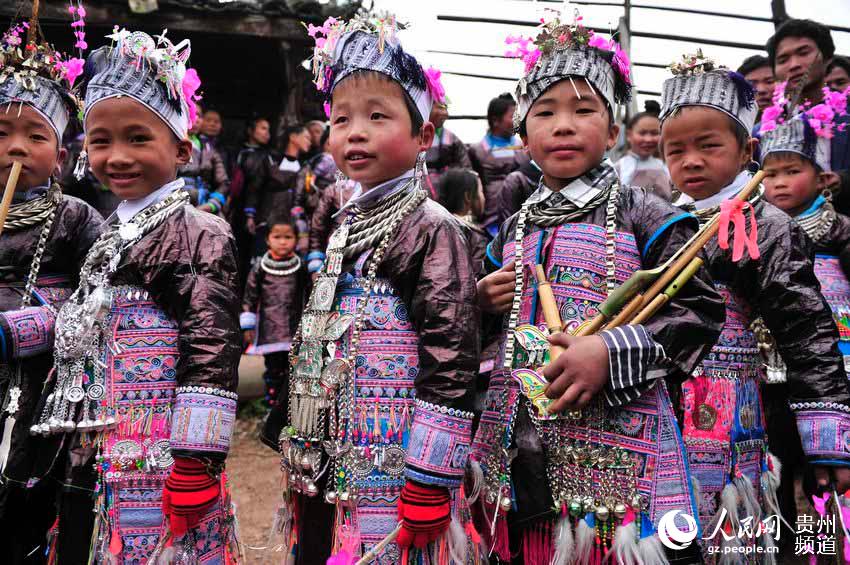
left=30, top=190, right=190, bottom=436
left=280, top=178, right=425, bottom=502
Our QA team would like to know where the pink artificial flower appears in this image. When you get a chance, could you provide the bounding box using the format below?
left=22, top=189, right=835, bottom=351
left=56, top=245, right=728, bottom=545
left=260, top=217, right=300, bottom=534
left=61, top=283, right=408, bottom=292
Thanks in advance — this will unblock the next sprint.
left=424, top=66, right=446, bottom=105
left=588, top=34, right=612, bottom=51
left=808, top=103, right=835, bottom=124
left=759, top=119, right=777, bottom=133
left=68, top=5, right=76, bottom=13
left=813, top=492, right=830, bottom=516
left=6, top=35, right=20, bottom=47
left=761, top=105, right=783, bottom=124
left=58, top=57, right=85, bottom=87
left=315, top=37, right=326, bottom=49
left=307, top=23, right=323, bottom=38
left=181, top=67, right=202, bottom=127
left=824, top=88, right=849, bottom=115
left=523, top=49, right=541, bottom=73
left=78, top=5, right=86, bottom=17
left=558, top=33, right=567, bottom=44
left=324, top=101, right=331, bottom=118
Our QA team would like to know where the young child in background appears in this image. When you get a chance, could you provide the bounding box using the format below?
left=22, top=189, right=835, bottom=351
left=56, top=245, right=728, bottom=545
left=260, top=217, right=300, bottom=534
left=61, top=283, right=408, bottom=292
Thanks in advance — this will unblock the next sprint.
left=437, top=168, right=488, bottom=277
left=660, top=51, right=850, bottom=559
left=614, top=102, right=671, bottom=200
left=242, top=218, right=311, bottom=414
left=266, top=13, right=480, bottom=564
left=472, top=12, right=723, bottom=563
left=34, top=29, right=241, bottom=562
left=0, top=15, right=103, bottom=561
left=760, top=87, right=850, bottom=380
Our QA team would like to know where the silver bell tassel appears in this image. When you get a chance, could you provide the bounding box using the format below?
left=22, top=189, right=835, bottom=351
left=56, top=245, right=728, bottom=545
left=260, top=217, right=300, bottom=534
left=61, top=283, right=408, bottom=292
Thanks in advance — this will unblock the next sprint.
left=73, top=149, right=89, bottom=181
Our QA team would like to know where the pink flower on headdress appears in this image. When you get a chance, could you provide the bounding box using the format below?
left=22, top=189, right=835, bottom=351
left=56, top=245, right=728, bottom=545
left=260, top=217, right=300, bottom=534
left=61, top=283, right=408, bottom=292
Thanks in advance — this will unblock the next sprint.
left=760, top=120, right=777, bottom=133
left=612, top=45, right=632, bottom=85
left=588, top=34, right=612, bottom=51
left=824, top=87, right=849, bottom=115
left=761, top=104, right=782, bottom=124
left=323, top=101, right=331, bottom=118
left=808, top=102, right=835, bottom=125
left=181, top=67, right=202, bottom=127
left=424, top=66, right=446, bottom=105
left=57, top=57, right=84, bottom=87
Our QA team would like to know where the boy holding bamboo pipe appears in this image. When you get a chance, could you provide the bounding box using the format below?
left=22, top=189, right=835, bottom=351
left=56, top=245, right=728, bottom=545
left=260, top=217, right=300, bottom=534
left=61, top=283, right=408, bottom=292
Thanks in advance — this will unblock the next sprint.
left=0, top=14, right=104, bottom=560
left=661, top=51, right=850, bottom=558
left=470, top=9, right=724, bottom=563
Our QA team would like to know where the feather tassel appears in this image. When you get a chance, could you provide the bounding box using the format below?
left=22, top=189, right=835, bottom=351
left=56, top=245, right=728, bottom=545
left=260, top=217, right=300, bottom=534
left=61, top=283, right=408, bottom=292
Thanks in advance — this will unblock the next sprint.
left=447, top=516, right=468, bottom=564
left=0, top=415, right=16, bottom=474
left=637, top=534, right=670, bottom=565
left=607, top=521, right=640, bottom=565
left=550, top=511, right=574, bottom=565
left=575, top=517, right=595, bottom=564
left=466, top=459, right=483, bottom=505
left=761, top=452, right=793, bottom=533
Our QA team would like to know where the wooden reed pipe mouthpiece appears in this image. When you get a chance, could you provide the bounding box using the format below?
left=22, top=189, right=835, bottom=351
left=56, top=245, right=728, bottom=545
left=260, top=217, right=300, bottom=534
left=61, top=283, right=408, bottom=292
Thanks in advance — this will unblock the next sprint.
left=0, top=162, right=23, bottom=237
left=535, top=264, right=565, bottom=361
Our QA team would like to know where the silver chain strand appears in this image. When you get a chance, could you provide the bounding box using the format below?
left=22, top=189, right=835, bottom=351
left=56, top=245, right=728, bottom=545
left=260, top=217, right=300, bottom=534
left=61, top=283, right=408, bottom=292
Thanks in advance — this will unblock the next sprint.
left=32, top=190, right=190, bottom=437
left=796, top=198, right=835, bottom=244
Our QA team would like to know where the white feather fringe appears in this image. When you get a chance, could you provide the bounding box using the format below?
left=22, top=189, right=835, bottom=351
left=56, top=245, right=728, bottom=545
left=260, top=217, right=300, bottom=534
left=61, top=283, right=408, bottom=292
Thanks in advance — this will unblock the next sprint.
left=606, top=521, right=640, bottom=565
left=550, top=514, right=574, bottom=565
left=467, top=459, right=484, bottom=505
left=638, top=535, right=670, bottom=565
left=575, top=518, right=595, bottom=564
left=447, top=516, right=468, bottom=564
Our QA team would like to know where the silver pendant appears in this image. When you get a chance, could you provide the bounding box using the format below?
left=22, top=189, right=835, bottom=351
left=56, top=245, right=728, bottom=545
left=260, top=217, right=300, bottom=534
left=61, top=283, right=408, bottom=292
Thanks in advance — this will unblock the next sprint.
left=5, top=386, right=20, bottom=415
left=309, top=277, right=337, bottom=312
left=328, top=223, right=349, bottom=250
left=118, top=221, right=141, bottom=242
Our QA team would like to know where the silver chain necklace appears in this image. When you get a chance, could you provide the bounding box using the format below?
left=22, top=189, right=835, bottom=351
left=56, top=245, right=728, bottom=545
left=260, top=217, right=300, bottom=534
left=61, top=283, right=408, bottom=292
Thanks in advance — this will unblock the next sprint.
left=32, top=190, right=190, bottom=437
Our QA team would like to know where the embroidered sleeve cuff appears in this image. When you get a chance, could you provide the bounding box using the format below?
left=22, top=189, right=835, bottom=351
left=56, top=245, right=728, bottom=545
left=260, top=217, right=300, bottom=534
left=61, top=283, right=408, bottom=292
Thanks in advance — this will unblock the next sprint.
left=600, top=325, right=666, bottom=390
left=240, top=312, right=257, bottom=330
left=792, top=405, right=850, bottom=463
left=0, top=306, right=56, bottom=361
left=169, top=387, right=237, bottom=456
left=404, top=399, right=474, bottom=488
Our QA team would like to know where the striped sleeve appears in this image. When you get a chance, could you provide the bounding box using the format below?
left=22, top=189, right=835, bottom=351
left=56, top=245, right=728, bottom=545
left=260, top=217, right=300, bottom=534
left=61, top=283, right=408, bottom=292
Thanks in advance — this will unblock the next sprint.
left=598, top=324, right=668, bottom=407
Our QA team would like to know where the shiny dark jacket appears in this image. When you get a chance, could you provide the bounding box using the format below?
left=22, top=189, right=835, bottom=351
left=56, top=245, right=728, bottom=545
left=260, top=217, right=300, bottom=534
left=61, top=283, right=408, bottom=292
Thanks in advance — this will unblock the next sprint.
left=704, top=199, right=850, bottom=408
left=244, top=152, right=301, bottom=225
left=0, top=194, right=103, bottom=500
left=497, top=160, right=541, bottom=226
left=178, top=137, right=231, bottom=207
left=469, top=142, right=530, bottom=229
left=112, top=204, right=242, bottom=395
left=243, top=260, right=311, bottom=346
left=308, top=180, right=357, bottom=255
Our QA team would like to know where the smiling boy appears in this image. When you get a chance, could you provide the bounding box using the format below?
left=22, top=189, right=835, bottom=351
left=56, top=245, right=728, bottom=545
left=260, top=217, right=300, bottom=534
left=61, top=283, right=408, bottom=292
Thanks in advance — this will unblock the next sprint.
left=32, top=30, right=241, bottom=562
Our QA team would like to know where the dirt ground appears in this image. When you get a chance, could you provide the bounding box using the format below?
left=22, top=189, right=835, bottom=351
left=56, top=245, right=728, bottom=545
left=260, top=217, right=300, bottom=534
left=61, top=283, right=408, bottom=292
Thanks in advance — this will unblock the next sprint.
left=229, top=415, right=285, bottom=565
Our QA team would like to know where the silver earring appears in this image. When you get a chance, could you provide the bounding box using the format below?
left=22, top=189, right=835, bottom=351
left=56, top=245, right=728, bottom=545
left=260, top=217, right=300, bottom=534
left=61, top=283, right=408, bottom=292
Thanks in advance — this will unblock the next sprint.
left=73, top=149, right=89, bottom=181
left=415, top=151, right=426, bottom=179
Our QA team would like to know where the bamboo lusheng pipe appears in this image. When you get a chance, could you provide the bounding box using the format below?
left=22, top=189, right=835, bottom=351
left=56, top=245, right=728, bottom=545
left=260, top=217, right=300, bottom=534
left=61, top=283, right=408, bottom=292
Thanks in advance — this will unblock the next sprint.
left=574, top=170, right=765, bottom=335
left=534, top=264, right=565, bottom=361
left=0, top=162, right=23, bottom=237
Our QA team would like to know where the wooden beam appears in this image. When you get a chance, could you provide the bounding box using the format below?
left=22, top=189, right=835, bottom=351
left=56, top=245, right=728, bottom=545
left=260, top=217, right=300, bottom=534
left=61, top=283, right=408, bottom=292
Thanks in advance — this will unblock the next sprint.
left=0, top=0, right=310, bottom=41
